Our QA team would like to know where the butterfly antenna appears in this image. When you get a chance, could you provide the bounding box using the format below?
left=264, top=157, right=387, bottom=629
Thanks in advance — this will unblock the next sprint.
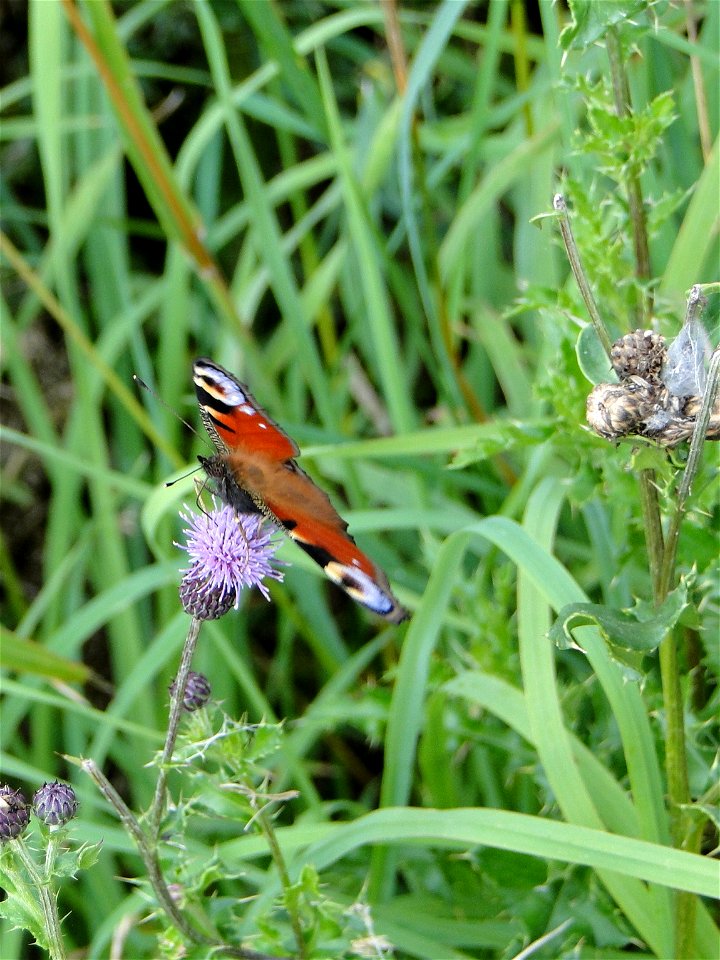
left=166, top=464, right=204, bottom=490
left=134, top=374, right=208, bottom=446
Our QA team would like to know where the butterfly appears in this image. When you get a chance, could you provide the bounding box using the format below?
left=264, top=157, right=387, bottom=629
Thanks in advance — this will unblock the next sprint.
left=193, top=358, right=408, bottom=623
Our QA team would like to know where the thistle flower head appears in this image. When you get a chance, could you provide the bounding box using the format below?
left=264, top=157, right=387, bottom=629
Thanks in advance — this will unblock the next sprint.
left=177, top=503, right=283, bottom=620
left=0, top=784, right=30, bottom=841
left=32, top=781, right=78, bottom=826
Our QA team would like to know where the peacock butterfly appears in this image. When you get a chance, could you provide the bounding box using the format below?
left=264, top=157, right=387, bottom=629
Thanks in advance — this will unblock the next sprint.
left=193, top=358, right=408, bottom=622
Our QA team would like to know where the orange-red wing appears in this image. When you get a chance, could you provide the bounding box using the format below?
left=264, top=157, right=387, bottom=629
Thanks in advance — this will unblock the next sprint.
left=257, top=460, right=376, bottom=574
left=193, top=358, right=298, bottom=461
left=247, top=458, right=408, bottom=623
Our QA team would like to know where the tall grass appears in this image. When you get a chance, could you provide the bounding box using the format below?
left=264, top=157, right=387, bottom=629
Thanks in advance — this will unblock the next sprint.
left=1, top=2, right=718, bottom=959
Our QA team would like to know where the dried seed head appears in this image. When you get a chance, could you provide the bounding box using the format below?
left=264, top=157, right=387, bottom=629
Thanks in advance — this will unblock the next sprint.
left=586, top=377, right=660, bottom=440
left=610, top=329, right=666, bottom=383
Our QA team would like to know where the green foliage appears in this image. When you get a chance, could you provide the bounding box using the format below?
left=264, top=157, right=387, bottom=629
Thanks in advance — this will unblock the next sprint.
left=560, top=0, right=650, bottom=50
left=1, top=1, right=718, bottom=959
left=0, top=816, right=100, bottom=959
left=579, top=82, right=677, bottom=181
left=549, top=582, right=690, bottom=680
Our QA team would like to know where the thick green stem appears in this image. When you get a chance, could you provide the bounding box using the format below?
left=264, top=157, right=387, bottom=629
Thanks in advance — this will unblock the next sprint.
left=604, top=31, right=701, bottom=957
left=658, top=326, right=719, bottom=839
left=659, top=290, right=714, bottom=600
left=637, top=469, right=665, bottom=593
left=654, top=293, right=717, bottom=960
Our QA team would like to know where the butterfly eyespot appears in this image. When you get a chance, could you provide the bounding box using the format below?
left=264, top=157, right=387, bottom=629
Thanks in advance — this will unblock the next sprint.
left=325, top=562, right=398, bottom=618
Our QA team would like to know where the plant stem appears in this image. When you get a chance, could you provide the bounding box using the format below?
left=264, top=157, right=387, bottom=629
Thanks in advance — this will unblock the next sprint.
left=149, top=616, right=202, bottom=834
left=659, top=290, right=713, bottom=600
left=257, top=806, right=308, bottom=960
left=654, top=290, right=718, bottom=960
left=79, top=758, right=281, bottom=960
left=380, top=0, right=408, bottom=94
left=684, top=2, right=712, bottom=160
left=80, top=759, right=200, bottom=942
left=553, top=195, right=613, bottom=358
left=13, top=839, right=66, bottom=960
left=605, top=27, right=652, bottom=322
left=510, top=0, right=533, bottom=136
left=637, top=469, right=665, bottom=591
left=604, top=30, right=698, bottom=955
left=658, top=315, right=719, bottom=847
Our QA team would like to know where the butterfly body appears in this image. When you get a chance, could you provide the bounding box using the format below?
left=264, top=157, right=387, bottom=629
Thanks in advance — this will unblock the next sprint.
left=193, top=358, right=408, bottom=623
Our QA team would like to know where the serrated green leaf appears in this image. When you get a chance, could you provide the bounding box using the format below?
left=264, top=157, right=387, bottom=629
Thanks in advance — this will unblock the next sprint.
left=0, top=895, right=47, bottom=950
left=560, top=0, right=648, bottom=50
left=550, top=585, right=688, bottom=653
left=75, top=840, right=103, bottom=871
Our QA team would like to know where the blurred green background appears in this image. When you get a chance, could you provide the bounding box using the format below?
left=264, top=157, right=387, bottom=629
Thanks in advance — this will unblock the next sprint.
left=1, top=1, right=718, bottom=958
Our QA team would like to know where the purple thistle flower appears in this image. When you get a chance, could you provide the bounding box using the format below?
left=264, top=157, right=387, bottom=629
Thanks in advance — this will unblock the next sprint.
left=177, top=503, right=283, bottom=620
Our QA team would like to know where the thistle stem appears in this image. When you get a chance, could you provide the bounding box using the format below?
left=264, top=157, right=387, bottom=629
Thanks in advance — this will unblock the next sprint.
left=654, top=289, right=717, bottom=960
left=149, top=616, right=202, bottom=834
left=13, top=839, right=66, bottom=960
left=605, top=27, right=652, bottom=321
left=553, top=194, right=613, bottom=357
left=257, top=806, right=308, bottom=960
left=80, top=758, right=280, bottom=959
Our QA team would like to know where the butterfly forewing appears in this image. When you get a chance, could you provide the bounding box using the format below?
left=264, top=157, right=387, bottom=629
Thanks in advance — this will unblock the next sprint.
left=193, top=359, right=299, bottom=459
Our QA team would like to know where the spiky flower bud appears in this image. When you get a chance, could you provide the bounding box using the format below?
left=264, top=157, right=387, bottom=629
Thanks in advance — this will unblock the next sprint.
left=32, top=781, right=79, bottom=826
left=170, top=670, right=212, bottom=711
left=179, top=576, right=236, bottom=620
left=0, top=785, right=30, bottom=841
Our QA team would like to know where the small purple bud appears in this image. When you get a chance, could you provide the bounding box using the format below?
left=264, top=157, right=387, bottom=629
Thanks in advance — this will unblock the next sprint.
left=170, top=671, right=212, bottom=711
left=32, top=781, right=79, bottom=826
left=0, top=785, right=30, bottom=841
